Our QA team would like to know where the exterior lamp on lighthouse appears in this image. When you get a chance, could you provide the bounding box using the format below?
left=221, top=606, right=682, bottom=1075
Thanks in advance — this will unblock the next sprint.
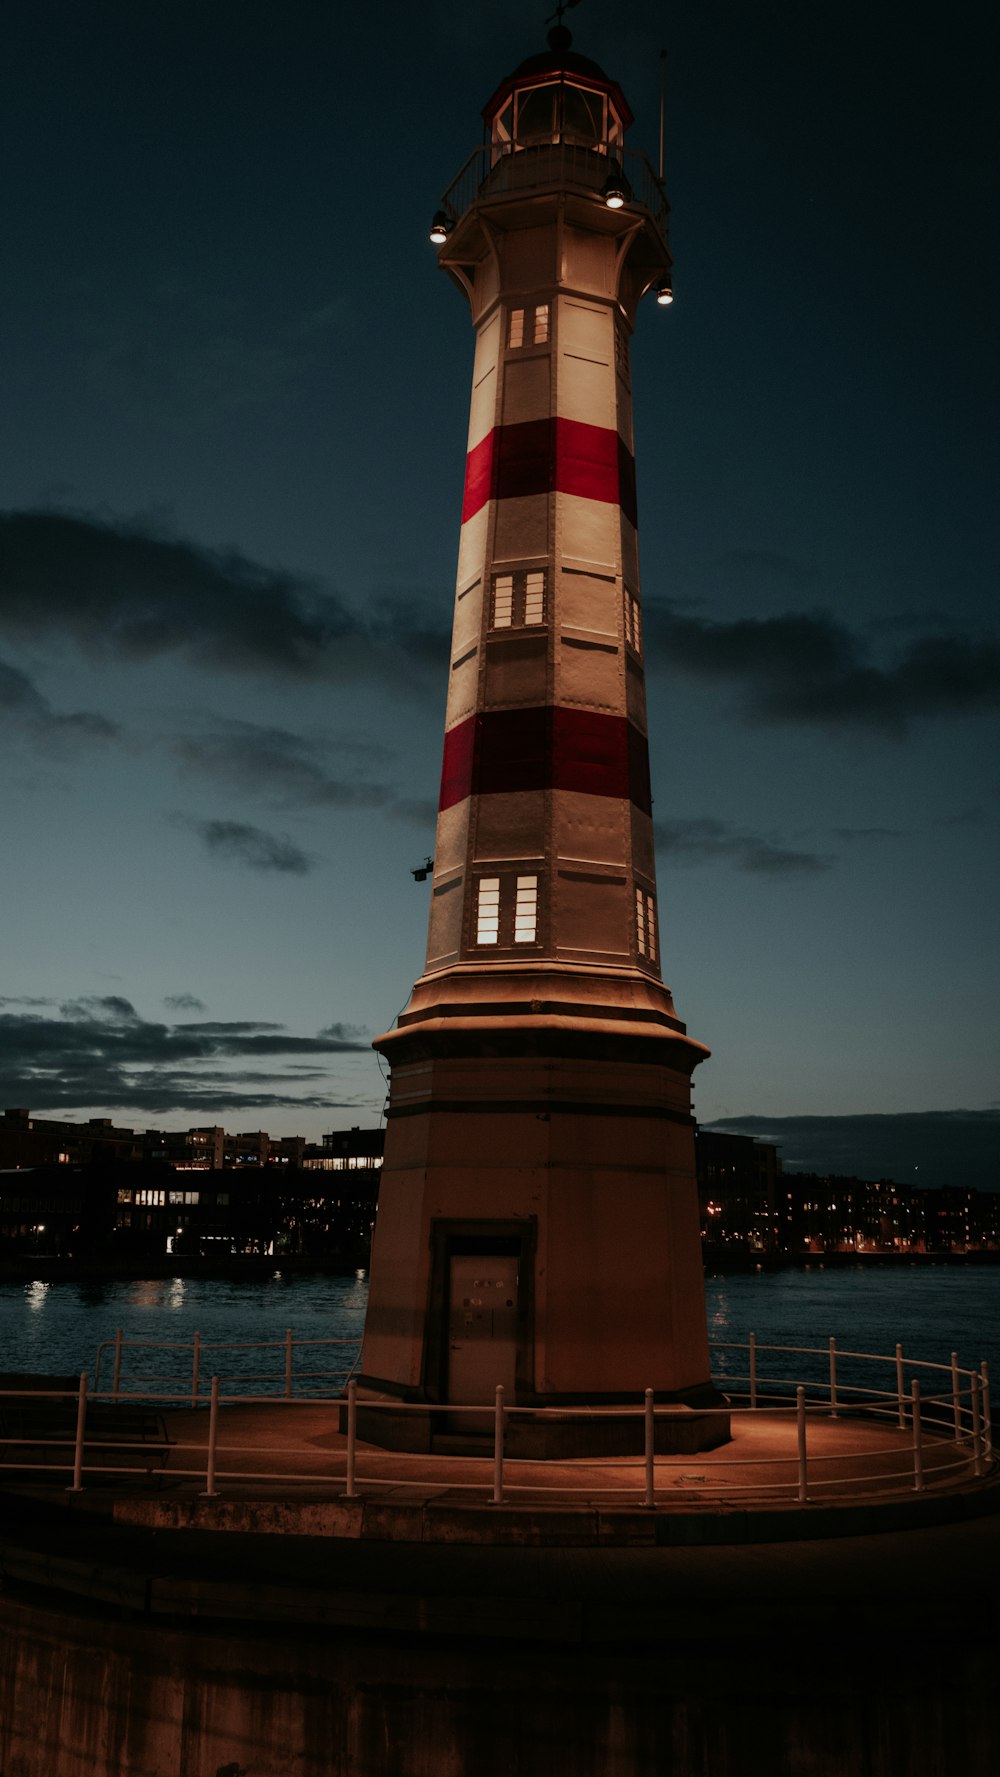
left=601, top=161, right=629, bottom=207
left=429, top=211, right=453, bottom=245
left=656, top=279, right=674, bottom=305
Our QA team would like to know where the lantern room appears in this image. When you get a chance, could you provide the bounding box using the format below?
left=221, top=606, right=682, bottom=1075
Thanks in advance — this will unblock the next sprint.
left=483, top=27, right=633, bottom=165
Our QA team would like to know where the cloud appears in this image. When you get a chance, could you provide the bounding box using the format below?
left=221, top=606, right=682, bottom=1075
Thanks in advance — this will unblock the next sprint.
left=0, top=655, right=118, bottom=750
left=645, top=604, right=1000, bottom=734
left=655, top=818, right=830, bottom=875
left=831, top=826, right=905, bottom=843
left=0, top=511, right=449, bottom=684
left=163, top=993, right=206, bottom=1013
left=703, top=1110, right=1000, bottom=1195
left=173, top=720, right=391, bottom=809
left=183, top=817, right=315, bottom=874
left=173, top=718, right=438, bottom=829
left=0, top=1002, right=372, bottom=1118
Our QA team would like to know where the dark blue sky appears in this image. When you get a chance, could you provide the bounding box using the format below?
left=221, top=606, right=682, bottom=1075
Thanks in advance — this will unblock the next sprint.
left=1, top=0, right=997, bottom=1181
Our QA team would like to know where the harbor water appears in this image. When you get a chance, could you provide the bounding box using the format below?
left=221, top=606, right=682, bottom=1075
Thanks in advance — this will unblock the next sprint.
left=0, top=1264, right=996, bottom=1399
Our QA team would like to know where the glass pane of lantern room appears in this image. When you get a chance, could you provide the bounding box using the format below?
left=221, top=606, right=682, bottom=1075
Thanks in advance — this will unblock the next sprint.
left=515, top=84, right=558, bottom=146
left=562, top=85, right=604, bottom=148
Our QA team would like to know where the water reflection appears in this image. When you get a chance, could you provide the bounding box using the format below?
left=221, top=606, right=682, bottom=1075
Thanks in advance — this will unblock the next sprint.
left=25, top=1281, right=49, bottom=1313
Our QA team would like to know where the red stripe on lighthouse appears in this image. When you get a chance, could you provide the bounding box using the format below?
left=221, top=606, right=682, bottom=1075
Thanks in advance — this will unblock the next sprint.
left=439, top=708, right=652, bottom=814
left=460, top=421, right=637, bottom=525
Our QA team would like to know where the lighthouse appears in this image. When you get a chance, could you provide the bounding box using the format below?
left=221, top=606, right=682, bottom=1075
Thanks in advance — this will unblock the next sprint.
left=358, top=27, right=726, bottom=1455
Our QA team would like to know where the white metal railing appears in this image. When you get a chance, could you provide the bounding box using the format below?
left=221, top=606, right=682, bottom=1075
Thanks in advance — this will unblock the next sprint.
left=93, top=1324, right=364, bottom=1402
left=440, top=142, right=670, bottom=240
left=1, top=1338, right=992, bottom=1510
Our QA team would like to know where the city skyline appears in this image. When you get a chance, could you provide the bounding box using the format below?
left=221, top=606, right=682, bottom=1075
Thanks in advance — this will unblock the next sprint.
left=1, top=0, right=997, bottom=1169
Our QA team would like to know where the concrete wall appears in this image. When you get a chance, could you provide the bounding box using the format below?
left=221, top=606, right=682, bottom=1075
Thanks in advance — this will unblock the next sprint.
left=1, top=1589, right=997, bottom=1777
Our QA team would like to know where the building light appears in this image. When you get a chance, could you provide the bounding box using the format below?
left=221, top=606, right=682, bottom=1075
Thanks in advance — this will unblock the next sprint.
left=429, top=211, right=453, bottom=245
left=655, top=280, right=674, bottom=305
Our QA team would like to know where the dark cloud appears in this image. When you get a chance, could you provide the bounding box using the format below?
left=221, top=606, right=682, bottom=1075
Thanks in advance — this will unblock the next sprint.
left=163, top=993, right=206, bottom=1013
left=173, top=719, right=438, bottom=828
left=645, top=604, right=1000, bottom=734
left=173, top=720, right=391, bottom=810
left=655, top=818, right=830, bottom=875
left=0, top=511, right=448, bottom=684
left=185, top=817, right=315, bottom=874
left=831, top=826, right=905, bottom=843
left=0, top=1002, right=372, bottom=1118
left=703, top=1111, right=1000, bottom=1195
left=0, top=655, right=118, bottom=749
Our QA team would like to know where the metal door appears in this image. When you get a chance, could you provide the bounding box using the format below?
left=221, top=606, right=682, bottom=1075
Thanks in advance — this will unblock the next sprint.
left=446, top=1252, right=518, bottom=1412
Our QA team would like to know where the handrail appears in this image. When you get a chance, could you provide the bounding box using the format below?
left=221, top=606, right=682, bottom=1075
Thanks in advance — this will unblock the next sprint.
left=1, top=1359, right=992, bottom=1508
left=438, top=141, right=670, bottom=241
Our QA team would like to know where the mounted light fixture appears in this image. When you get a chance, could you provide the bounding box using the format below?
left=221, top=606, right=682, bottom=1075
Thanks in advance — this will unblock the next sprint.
left=656, top=280, right=674, bottom=306
left=601, top=163, right=629, bottom=209
left=429, top=212, right=453, bottom=245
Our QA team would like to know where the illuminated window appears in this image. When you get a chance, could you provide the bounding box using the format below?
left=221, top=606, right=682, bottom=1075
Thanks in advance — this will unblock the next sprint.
left=135, top=1188, right=166, bottom=1208
left=508, top=304, right=549, bottom=350
left=514, top=875, right=538, bottom=942
left=523, top=571, right=545, bottom=624
left=476, top=877, right=501, bottom=944
left=624, top=589, right=642, bottom=655
left=491, top=568, right=547, bottom=630
left=473, top=872, right=541, bottom=948
left=636, top=887, right=657, bottom=962
left=492, top=575, right=514, bottom=628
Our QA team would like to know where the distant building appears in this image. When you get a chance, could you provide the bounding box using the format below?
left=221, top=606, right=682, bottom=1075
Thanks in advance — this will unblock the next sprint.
left=696, top=1130, right=781, bottom=1251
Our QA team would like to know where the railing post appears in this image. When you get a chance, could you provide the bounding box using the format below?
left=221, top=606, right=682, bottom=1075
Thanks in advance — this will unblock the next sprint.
left=112, top=1327, right=123, bottom=1402
left=191, top=1331, right=202, bottom=1407
left=971, top=1372, right=984, bottom=1478
left=492, top=1385, right=505, bottom=1505
left=796, top=1386, right=808, bottom=1504
left=749, top=1332, right=758, bottom=1410
left=68, top=1372, right=88, bottom=1492
left=828, top=1336, right=838, bottom=1418
left=951, top=1351, right=962, bottom=1442
left=895, top=1342, right=906, bottom=1429
left=644, top=1388, right=655, bottom=1507
left=284, top=1327, right=294, bottom=1400
left=981, top=1361, right=992, bottom=1459
left=344, top=1378, right=357, bottom=1499
left=911, top=1379, right=924, bottom=1491
left=203, top=1377, right=220, bottom=1497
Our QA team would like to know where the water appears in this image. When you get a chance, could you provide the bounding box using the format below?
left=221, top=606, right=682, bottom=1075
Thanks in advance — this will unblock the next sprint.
left=0, top=1265, right=996, bottom=1400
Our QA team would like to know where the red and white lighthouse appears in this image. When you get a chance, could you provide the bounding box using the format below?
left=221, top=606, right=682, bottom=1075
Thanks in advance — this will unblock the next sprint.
left=358, top=28, right=725, bottom=1454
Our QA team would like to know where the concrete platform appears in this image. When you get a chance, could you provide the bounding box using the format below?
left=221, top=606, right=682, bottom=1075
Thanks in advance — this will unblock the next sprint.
left=21, top=1396, right=992, bottom=1547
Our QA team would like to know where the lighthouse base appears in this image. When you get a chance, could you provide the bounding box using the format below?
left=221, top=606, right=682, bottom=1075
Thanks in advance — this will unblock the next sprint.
left=349, top=1384, right=729, bottom=1458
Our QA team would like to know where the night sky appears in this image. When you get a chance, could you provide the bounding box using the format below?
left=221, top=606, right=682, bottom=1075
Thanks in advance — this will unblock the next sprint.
left=1, top=0, right=997, bottom=1185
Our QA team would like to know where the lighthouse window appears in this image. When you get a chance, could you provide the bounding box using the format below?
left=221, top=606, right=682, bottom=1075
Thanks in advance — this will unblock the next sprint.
left=624, top=589, right=642, bottom=655
left=491, top=568, right=547, bottom=630
left=475, top=877, right=501, bottom=944
left=514, top=875, right=539, bottom=942
left=492, top=575, right=514, bottom=628
left=636, top=888, right=657, bottom=962
left=515, top=83, right=558, bottom=147
left=523, top=572, right=545, bottom=624
left=473, top=872, right=542, bottom=948
left=508, top=305, right=549, bottom=350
